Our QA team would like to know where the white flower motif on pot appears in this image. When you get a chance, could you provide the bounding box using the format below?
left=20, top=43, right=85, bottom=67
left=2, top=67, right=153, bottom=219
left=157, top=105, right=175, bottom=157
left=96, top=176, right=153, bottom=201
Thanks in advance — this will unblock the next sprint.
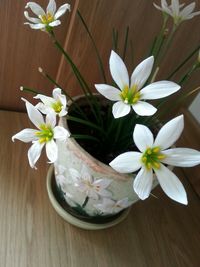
left=94, top=198, right=133, bottom=215
left=69, top=166, right=112, bottom=200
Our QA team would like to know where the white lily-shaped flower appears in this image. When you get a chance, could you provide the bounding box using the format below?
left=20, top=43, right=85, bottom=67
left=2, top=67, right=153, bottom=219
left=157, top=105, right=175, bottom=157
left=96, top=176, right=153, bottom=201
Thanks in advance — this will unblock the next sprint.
left=24, top=0, right=70, bottom=31
left=110, top=115, right=200, bottom=205
left=34, top=88, right=68, bottom=117
left=69, top=167, right=112, bottom=200
left=94, top=198, right=132, bottom=214
left=95, top=51, right=180, bottom=118
left=154, top=0, right=200, bottom=25
left=12, top=98, right=70, bottom=169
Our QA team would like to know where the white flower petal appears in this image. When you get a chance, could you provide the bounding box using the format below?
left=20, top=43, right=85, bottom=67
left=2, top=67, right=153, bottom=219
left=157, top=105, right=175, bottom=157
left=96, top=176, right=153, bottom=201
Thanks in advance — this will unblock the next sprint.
left=133, top=167, right=153, bottom=200
left=162, top=148, right=200, bottom=167
left=133, top=124, right=154, bottom=152
left=153, top=3, right=163, bottom=11
left=52, top=88, right=62, bottom=100
left=24, top=23, right=46, bottom=29
left=140, top=81, right=180, bottom=100
left=95, top=84, right=121, bottom=101
left=35, top=103, right=51, bottom=115
left=46, top=140, right=58, bottom=163
left=46, top=112, right=56, bottom=128
left=154, top=115, right=184, bottom=150
left=53, top=126, right=70, bottom=141
left=172, top=0, right=180, bottom=16
left=112, top=101, right=131, bottom=118
left=24, top=11, right=41, bottom=23
left=185, top=11, right=200, bottom=19
left=54, top=3, right=71, bottom=19
left=93, top=178, right=112, bottom=189
left=49, top=20, right=61, bottom=27
left=69, top=168, right=80, bottom=182
left=46, top=0, right=56, bottom=15
left=12, top=129, right=38, bottom=143
left=59, top=108, right=68, bottom=117
left=131, top=56, right=154, bottom=90
left=180, top=2, right=195, bottom=18
left=109, top=50, right=129, bottom=90
left=154, top=164, right=188, bottom=205
left=28, top=141, right=44, bottom=169
left=22, top=98, right=44, bottom=128
left=132, top=101, right=157, bottom=116
left=34, top=94, right=54, bottom=106
left=25, top=2, right=45, bottom=16
left=109, top=152, right=142, bottom=173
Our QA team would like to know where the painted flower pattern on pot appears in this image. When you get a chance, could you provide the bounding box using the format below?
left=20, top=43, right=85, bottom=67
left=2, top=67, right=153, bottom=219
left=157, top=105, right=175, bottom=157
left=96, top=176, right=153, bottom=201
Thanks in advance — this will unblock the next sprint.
left=95, top=50, right=180, bottom=118
left=94, top=198, right=132, bottom=214
left=154, top=0, right=200, bottom=25
left=12, top=98, right=70, bottom=169
left=54, top=163, right=68, bottom=188
left=34, top=88, right=68, bottom=117
left=24, top=0, right=70, bottom=31
left=110, top=115, right=200, bottom=205
left=69, top=167, right=112, bottom=200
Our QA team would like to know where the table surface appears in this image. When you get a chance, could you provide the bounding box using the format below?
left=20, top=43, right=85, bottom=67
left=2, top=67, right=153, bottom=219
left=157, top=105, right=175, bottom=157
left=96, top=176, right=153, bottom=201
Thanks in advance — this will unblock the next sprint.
left=0, top=110, right=200, bottom=267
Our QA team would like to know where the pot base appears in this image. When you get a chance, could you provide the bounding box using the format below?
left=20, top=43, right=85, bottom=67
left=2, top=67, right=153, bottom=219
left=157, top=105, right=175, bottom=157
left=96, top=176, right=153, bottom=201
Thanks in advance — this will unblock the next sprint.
left=46, top=165, right=131, bottom=230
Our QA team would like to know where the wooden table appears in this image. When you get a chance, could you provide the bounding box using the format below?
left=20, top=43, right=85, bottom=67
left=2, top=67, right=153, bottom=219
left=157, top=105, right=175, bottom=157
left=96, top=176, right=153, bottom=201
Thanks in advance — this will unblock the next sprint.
left=0, top=110, right=200, bottom=267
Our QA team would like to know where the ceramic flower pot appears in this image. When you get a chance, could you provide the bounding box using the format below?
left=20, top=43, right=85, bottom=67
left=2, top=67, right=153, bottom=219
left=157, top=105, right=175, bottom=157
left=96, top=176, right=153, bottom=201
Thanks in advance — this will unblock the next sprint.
left=48, top=96, right=158, bottom=230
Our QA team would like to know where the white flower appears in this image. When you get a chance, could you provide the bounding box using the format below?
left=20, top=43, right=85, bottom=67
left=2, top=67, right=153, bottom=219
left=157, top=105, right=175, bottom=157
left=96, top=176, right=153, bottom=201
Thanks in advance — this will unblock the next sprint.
left=95, top=51, right=180, bottom=118
left=24, top=0, right=70, bottom=31
left=69, top=167, right=112, bottom=200
left=154, top=0, right=200, bottom=25
left=34, top=88, right=68, bottom=117
left=12, top=98, right=70, bottom=169
left=110, top=115, right=200, bottom=205
left=55, top=164, right=68, bottom=187
left=94, top=198, right=132, bottom=214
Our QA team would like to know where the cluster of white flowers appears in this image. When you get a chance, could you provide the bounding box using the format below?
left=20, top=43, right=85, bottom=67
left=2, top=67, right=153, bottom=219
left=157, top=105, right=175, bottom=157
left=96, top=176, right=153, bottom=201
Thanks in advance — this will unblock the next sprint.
left=154, top=0, right=200, bottom=25
left=12, top=89, right=69, bottom=169
left=12, top=0, right=200, bottom=207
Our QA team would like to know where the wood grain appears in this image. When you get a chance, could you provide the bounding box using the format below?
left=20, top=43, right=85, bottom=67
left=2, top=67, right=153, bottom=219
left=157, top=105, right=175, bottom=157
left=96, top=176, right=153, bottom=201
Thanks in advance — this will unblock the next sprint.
left=0, top=110, right=200, bottom=267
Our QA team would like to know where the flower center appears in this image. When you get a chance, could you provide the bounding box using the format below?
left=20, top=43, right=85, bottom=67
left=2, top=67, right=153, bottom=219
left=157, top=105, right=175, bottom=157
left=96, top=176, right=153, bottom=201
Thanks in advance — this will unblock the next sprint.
left=120, top=84, right=141, bottom=105
left=141, top=147, right=166, bottom=170
left=40, top=13, right=54, bottom=24
left=51, top=101, right=62, bottom=113
left=35, top=124, right=54, bottom=143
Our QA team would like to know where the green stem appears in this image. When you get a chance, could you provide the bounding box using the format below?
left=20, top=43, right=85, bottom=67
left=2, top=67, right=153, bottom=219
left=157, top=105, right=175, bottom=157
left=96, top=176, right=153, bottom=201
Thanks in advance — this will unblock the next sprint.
left=122, top=27, right=129, bottom=61
left=20, top=86, right=41, bottom=95
left=67, top=115, right=107, bottom=136
left=167, top=45, right=200, bottom=79
left=82, top=196, right=89, bottom=208
left=156, top=25, right=177, bottom=66
left=77, top=10, right=107, bottom=83
left=50, top=31, right=101, bottom=123
left=179, top=64, right=198, bottom=85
